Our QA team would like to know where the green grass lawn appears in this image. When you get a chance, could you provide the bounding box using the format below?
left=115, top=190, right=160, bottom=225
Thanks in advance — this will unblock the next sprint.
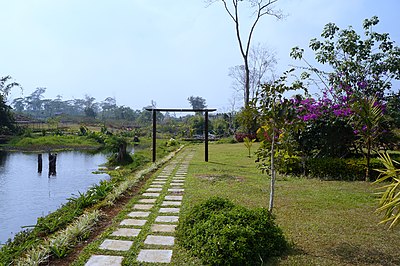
left=174, top=143, right=400, bottom=265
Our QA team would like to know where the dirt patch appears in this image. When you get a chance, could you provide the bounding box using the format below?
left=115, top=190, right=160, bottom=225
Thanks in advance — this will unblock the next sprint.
left=197, top=174, right=244, bottom=182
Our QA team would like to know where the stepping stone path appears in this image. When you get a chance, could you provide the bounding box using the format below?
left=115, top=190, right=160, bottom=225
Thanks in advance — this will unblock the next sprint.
left=85, top=151, right=194, bottom=265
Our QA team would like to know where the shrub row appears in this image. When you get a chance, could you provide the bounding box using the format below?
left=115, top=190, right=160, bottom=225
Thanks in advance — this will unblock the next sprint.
left=278, top=156, right=398, bottom=181
left=177, top=197, right=288, bottom=265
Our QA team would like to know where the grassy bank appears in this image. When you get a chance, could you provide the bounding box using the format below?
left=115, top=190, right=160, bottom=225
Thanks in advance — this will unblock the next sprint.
left=2, top=135, right=102, bottom=151
left=0, top=139, right=182, bottom=265
left=175, top=143, right=400, bottom=265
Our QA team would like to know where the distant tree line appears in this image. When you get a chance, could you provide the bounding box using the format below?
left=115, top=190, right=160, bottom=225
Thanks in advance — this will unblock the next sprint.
left=7, top=89, right=242, bottom=138
left=11, top=87, right=150, bottom=122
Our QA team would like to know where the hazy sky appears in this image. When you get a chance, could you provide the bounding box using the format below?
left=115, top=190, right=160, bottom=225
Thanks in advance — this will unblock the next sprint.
left=1, top=0, right=398, bottom=112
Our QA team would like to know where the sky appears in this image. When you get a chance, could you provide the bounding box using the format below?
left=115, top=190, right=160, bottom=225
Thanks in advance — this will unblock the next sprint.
left=0, top=0, right=399, bottom=113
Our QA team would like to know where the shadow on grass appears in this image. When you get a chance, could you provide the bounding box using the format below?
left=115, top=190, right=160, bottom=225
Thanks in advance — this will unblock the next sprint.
left=266, top=245, right=308, bottom=265
left=208, top=161, right=253, bottom=168
left=330, top=242, right=400, bottom=265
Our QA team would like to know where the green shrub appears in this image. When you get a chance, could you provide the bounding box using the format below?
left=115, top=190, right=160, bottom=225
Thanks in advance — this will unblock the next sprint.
left=305, top=157, right=382, bottom=181
left=166, top=138, right=179, bottom=147
left=275, top=155, right=387, bottom=181
left=129, top=153, right=150, bottom=170
left=177, top=197, right=288, bottom=265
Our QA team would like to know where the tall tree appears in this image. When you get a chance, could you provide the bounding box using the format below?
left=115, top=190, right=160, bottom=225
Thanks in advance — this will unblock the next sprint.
left=229, top=43, right=277, bottom=100
left=207, top=0, right=282, bottom=107
left=101, top=97, right=117, bottom=119
left=290, top=16, right=400, bottom=98
left=11, top=97, right=25, bottom=113
left=188, top=96, right=207, bottom=110
left=25, top=87, right=46, bottom=115
left=83, top=95, right=98, bottom=119
left=0, top=76, right=21, bottom=134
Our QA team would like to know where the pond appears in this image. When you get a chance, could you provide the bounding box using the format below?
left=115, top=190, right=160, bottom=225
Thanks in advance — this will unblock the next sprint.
left=0, top=150, right=109, bottom=245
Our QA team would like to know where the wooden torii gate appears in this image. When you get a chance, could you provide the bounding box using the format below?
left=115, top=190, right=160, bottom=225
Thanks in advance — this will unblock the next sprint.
left=145, top=108, right=217, bottom=162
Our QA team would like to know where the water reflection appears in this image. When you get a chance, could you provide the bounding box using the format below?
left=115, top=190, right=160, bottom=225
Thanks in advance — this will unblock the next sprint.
left=0, top=150, right=8, bottom=168
left=0, top=150, right=109, bottom=244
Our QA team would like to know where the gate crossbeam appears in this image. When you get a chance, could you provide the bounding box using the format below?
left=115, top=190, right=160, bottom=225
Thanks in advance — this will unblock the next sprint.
left=145, top=108, right=217, bottom=162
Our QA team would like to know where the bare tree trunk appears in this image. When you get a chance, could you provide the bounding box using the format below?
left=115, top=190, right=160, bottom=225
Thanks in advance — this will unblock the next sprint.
left=269, top=128, right=276, bottom=212
left=216, top=0, right=282, bottom=108
left=244, top=59, right=251, bottom=107
left=366, top=139, right=371, bottom=182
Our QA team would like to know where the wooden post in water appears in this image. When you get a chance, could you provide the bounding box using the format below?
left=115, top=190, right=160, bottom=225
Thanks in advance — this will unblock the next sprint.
left=38, top=154, right=42, bottom=173
left=48, top=153, right=57, bottom=176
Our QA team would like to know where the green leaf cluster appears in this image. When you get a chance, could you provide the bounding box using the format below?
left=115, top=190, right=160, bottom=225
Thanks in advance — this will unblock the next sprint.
left=177, top=197, right=288, bottom=265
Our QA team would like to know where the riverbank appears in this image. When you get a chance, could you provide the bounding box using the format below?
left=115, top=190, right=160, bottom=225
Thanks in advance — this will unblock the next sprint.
left=0, top=150, right=109, bottom=245
left=0, top=141, right=183, bottom=265
left=0, top=135, right=103, bottom=152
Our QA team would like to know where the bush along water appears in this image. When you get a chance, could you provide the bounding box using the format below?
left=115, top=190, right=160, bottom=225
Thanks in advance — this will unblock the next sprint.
left=176, top=197, right=289, bottom=265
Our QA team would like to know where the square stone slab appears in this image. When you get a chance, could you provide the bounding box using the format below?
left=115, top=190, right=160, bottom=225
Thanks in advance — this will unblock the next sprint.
left=159, top=207, right=180, bottom=213
left=168, top=188, right=184, bottom=193
left=128, top=211, right=150, bottom=218
left=144, top=235, right=175, bottom=246
left=99, top=239, right=133, bottom=251
left=152, top=181, right=166, bottom=184
left=111, top=228, right=141, bottom=237
left=155, top=216, right=179, bottom=223
left=85, top=255, right=124, bottom=266
left=138, top=198, right=156, bottom=203
left=146, top=188, right=162, bottom=192
left=142, top=193, right=160, bottom=197
left=162, top=201, right=181, bottom=206
left=133, top=204, right=153, bottom=210
left=137, top=249, right=172, bottom=263
left=165, top=195, right=183, bottom=201
left=151, top=224, right=176, bottom=233
left=120, top=219, right=147, bottom=226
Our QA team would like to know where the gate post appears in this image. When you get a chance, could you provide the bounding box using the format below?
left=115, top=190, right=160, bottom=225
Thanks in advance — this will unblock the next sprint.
left=205, top=110, right=209, bottom=162
left=152, top=109, right=157, bottom=163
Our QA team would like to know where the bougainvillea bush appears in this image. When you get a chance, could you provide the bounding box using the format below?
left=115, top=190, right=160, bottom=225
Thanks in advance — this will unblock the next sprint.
left=254, top=16, right=400, bottom=181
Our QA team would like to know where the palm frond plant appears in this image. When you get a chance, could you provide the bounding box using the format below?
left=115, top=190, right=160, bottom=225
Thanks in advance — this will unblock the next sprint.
left=352, top=96, right=384, bottom=181
left=374, top=152, right=400, bottom=228
left=243, top=136, right=256, bottom=157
